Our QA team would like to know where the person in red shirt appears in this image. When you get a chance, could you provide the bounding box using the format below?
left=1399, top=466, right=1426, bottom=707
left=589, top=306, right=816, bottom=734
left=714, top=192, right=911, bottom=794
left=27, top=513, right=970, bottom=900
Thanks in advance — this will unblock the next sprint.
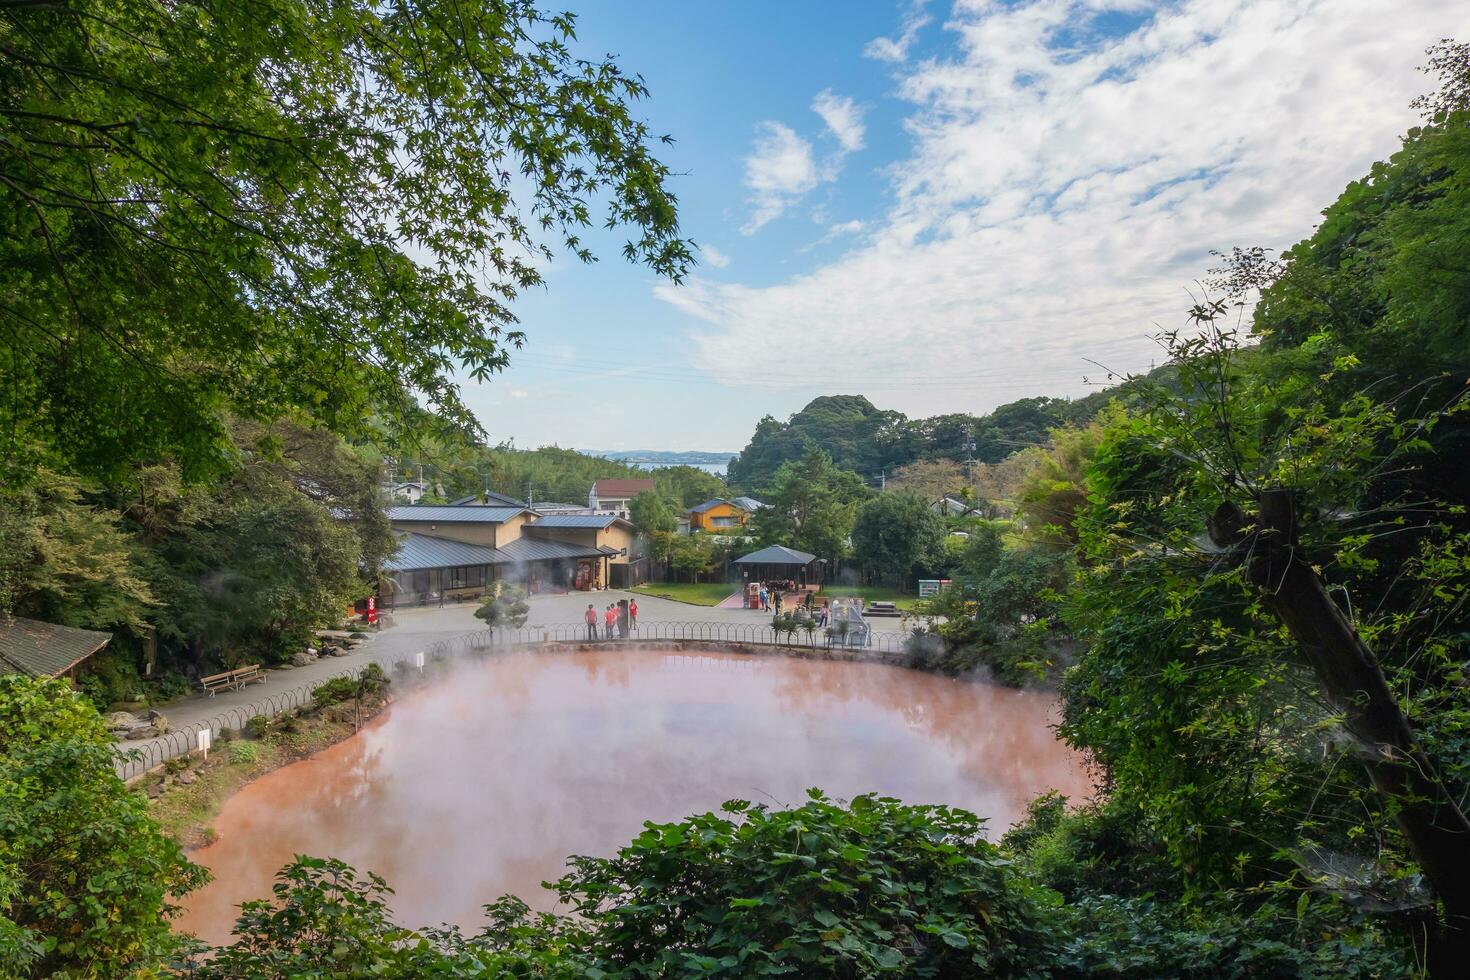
left=629, top=599, right=638, bottom=629
left=584, top=603, right=598, bottom=641
left=604, top=603, right=616, bottom=640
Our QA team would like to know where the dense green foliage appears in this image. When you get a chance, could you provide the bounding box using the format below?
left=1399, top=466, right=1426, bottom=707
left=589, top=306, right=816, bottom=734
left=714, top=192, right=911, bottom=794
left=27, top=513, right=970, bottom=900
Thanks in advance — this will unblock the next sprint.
left=725, top=387, right=1149, bottom=493
left=0, top=675, right=203, bottom=977
left=747, top=447, right=872, bottom=565
left=0, top=421, right=394, bottom=701
left=850, top=490, right=946, bottom=585
left=1, top=0, right=692, bottom=481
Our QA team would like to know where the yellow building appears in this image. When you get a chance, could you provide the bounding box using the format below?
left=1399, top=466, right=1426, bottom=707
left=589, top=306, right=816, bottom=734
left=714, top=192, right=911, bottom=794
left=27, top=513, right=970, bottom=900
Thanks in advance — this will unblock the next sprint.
left=687, top=497, right=764, bottom=532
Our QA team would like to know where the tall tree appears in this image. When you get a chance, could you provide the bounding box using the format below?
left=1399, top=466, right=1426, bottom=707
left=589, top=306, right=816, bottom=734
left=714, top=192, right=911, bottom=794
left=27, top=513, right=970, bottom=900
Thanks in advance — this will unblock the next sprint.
left=748, top=448, right=870, bottom=564
left=1, top=0, right=692, bottom=481
left=850, top=490, right=946, bottom=586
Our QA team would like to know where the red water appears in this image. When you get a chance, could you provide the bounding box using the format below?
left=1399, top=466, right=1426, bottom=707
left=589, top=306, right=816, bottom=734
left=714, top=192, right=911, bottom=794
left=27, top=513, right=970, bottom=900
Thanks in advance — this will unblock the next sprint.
left=178, top=649, right=1092, bottom=944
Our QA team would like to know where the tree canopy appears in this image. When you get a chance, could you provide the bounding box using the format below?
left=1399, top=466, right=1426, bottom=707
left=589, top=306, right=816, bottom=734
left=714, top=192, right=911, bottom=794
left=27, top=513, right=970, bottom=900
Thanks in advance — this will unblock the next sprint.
left=1, top=0, right=693, bottom=481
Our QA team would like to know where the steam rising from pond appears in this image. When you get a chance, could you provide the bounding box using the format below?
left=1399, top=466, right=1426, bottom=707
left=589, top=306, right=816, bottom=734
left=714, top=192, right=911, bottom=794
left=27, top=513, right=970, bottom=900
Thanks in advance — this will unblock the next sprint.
left=179, top=649, right=1092, bottom=943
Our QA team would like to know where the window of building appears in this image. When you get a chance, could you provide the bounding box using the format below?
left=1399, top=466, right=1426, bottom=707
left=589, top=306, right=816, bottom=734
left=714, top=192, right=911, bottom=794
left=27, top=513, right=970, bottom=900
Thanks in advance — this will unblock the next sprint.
left=712, top=516, right=739, bottom=527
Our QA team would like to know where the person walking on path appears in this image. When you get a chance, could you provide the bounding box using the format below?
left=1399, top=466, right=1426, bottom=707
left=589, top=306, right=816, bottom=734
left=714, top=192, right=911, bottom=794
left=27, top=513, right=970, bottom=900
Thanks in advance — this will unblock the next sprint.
left=774, top=591, right=784, bottom=615
left=629, top=599, right=638, bottom=629
left=604, top=604, right=616, bottom=640
left=585, top=603, right=598, bottom=641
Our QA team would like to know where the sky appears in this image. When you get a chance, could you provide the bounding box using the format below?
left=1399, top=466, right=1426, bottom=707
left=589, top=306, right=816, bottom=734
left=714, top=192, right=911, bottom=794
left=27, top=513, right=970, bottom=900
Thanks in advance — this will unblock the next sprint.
left=461, top=0, right=1470, bottom=454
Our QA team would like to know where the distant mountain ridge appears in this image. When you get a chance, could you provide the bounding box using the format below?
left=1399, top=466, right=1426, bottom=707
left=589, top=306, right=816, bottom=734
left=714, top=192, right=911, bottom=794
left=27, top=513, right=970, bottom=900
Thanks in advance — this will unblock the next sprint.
left=724, top=365, right=1179, bottom=491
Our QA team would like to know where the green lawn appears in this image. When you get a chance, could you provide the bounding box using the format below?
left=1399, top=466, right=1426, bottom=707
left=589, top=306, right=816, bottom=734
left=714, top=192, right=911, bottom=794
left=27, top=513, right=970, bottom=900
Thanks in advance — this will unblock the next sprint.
left=817, top=585, right=922, bottom=611
left=630, top=581, right=738, bottom=606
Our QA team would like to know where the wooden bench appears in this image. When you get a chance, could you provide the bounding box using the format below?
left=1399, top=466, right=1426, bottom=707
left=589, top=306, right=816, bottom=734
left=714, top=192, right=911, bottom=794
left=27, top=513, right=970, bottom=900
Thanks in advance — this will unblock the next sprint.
left=198, top=664, right=266, bottom=697
left=199, top=670, right=236, bottom=696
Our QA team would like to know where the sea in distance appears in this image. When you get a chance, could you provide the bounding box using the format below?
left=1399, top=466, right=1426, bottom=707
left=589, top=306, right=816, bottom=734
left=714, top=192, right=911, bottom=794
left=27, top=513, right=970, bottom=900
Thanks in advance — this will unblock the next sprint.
left=584, top=450, right=732, bottom=477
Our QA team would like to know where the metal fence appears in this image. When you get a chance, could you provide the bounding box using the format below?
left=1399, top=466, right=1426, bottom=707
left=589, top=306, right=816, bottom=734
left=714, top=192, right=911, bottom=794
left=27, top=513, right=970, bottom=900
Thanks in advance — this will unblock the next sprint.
left=113, top=620, right=916, bottom=780
left=505, top=620, right=913, bottom=653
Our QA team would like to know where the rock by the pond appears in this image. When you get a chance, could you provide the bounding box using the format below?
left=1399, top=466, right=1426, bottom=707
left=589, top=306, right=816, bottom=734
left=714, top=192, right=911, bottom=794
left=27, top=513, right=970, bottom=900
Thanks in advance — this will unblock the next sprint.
left=105, top=711, right=137, bottom=730
left=146, top=710, right=170, bottom=733
left=125, top=724, right=161, bottom=740
left=147, top=782, right=165, bottom=799
left=328, top=647, right=350, bottom=657
left=291, top=649, right=319, bottom=667
left=175, top=770, right=198, bottom=786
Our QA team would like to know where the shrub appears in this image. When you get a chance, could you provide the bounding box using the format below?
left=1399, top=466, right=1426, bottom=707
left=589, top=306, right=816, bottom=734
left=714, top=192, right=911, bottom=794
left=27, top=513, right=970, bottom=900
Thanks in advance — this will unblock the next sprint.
left=228, top=742, right=261, bottom=765
left=553, top=791, right=1062, bottom=976
left=474, top=583, right=531, bottom=629
left=0, top=675, right=204, bottom=976
left=312, top=664, right=389, bottom=709
left=244, top=715, right=271, bottom=739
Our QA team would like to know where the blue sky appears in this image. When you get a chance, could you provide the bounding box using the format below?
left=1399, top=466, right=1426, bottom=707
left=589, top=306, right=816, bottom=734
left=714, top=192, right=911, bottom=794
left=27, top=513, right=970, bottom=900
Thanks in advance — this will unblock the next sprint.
left=461, top=0, right=1470, bottom=453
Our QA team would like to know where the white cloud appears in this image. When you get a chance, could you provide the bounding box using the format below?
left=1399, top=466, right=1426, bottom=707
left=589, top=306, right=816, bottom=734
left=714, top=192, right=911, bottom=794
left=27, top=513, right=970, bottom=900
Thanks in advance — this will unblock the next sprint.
left=741, top=122, right=822, bottom=233
left=812, top=90, right=867, bottom=152
left=865, top=1, right=931, bottom=63
left=700, top=244, right=731, bottom=268
left=799, top=219, right=867, bottom=253
left=665, top=0, right=1470, bottom=416
left=741, top=92, right=865, bottom=233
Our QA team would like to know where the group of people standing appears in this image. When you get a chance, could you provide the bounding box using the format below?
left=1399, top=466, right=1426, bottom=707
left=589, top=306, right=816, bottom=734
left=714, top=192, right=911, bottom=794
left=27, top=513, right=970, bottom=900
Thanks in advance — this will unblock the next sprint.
left=755, top=584, right=785, bottom=613
left=585, top=599, right=638, bottom=640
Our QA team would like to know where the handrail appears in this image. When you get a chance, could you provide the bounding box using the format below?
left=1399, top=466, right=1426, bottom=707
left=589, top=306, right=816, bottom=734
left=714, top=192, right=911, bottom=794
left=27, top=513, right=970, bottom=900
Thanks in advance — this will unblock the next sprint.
left=113, top=620, right=916, bottom=780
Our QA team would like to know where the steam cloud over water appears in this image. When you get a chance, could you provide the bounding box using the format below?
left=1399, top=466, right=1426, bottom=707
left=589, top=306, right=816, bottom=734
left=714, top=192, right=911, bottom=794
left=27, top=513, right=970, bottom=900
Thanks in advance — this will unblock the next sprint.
left=180, top=649, right=1093, bottom=943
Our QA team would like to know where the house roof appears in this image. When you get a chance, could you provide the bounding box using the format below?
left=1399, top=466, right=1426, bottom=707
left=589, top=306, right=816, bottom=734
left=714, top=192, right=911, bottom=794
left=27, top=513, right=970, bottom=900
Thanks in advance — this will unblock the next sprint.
left=498, top=536, right=611, bottom=563
left=387, top=505, right=526, bottom=524
left=531, top=513, right=626, bottom=529
left=0, top=617, right=112, bottom=678
left=691, top=496, right=764, bottom=514
left=448, top=491, right=527, bottom=507
left=592, top=478, right=655, bottom=497
left=734, top=545, right=818, bottom=566
left=384, top=533, right=509, bottom=571
left=385, top=532, right=610, bottom=572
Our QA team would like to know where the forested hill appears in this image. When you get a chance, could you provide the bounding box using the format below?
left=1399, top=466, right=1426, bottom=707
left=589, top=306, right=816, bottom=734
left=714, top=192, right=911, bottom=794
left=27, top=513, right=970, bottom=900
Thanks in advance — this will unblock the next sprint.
left=725, top=372, right=1168, bottom=491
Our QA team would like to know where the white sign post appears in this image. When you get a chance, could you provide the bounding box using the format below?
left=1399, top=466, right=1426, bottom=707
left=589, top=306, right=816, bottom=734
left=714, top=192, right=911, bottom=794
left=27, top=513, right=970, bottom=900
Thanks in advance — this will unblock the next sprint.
left=414, top=650, right=425, bottom=673
left=197, top=728, right=212, bottom=760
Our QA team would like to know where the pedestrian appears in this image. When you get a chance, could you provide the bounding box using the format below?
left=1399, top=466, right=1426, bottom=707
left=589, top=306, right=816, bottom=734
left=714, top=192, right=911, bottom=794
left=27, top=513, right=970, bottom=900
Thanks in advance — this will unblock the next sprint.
left=629, top=598, right=638, bottom=629
left=584, top=603, right=598, bottom=641
left=759, top=585, right=768, bottom=611
left=774, top=591, right=783, bottom=615
left=604, top=603, right=616, bottom=640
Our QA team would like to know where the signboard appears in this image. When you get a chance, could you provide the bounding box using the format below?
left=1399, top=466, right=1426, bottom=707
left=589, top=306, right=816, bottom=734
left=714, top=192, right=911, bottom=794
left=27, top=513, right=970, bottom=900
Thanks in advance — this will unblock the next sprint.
left=366, top=595, right=377, bottom=624
left=917, top=579, right=952, bottom=598
left=197, top=728, right=212, bottom=759
left=414, top=650, right=425, bottom=671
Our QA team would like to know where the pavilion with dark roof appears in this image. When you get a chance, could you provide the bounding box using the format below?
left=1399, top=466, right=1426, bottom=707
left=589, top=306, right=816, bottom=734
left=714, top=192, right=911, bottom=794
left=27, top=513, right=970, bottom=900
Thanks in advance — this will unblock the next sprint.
left=0, top=616, right=112, bottom=683
left=732, top=545, right=825, bottom=586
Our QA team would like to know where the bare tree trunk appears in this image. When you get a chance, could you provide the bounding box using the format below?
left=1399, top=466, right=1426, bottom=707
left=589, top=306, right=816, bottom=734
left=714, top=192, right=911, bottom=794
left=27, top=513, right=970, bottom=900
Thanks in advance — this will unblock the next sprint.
left=1211, top=490, right=1470, bottom=972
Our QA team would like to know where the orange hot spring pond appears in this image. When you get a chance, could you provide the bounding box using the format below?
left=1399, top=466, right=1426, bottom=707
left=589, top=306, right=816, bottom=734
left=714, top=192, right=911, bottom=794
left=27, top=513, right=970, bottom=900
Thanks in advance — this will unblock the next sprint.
left=178, top=648, right=1094, bottom=944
